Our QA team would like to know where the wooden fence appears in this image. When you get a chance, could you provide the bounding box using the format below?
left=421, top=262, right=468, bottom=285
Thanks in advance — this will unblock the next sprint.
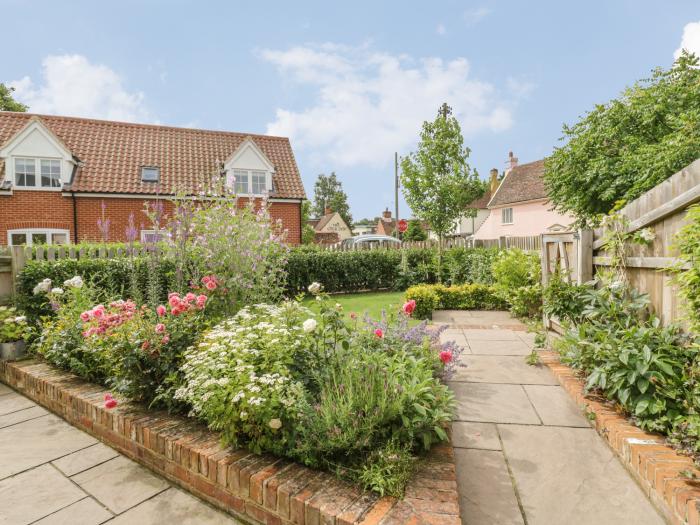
left=321, top=235, right=541, bottom=251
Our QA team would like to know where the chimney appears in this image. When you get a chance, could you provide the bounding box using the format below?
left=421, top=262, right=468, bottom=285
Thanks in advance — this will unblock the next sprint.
left=508, top=151, right=519, bottom=169
left=490, top=168, right=499, bottom=193
left=324, top=206, right=332, bottom=215
left=382, top=208, right=392, bottom=219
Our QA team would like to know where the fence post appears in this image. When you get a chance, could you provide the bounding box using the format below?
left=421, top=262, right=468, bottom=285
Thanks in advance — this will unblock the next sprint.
left=577, top=229, right=593, bottom=283
left=10, top=246, right=27, bottom=296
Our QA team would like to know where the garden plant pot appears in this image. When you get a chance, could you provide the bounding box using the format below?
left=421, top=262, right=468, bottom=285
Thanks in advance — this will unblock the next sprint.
left=0, top=341, right=26, bottom=361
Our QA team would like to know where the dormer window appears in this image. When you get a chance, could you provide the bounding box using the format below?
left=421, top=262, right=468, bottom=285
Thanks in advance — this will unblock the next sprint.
left=141, top=166, right=160, bottom=182
left=14, top=157, right=61, bottom=188
left=232, top=169, right=269, bottom=195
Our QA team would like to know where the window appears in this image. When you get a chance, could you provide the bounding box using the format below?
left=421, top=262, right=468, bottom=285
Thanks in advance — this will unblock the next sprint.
left=14, top=157, right=62, bottom=188
left=8, top=229, right=70, bottom=246
left=232, top=169, right=268, bottom=195
left=501, top=207, right=513, bottom=224
left=140, top=230, right=164, bottom=243
left=141, top=166, right=160, bottom=182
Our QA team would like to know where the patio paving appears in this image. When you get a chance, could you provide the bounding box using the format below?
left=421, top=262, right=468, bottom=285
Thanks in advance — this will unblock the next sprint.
left=0, top=388, right=241, bottom=525
left=441, top=310, right=665, bottom=525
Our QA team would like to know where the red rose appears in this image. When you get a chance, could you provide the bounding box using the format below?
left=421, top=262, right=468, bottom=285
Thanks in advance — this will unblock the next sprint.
left=439, top=351, right=453, bottom=364
left=374, top=328, right=383, bottom=338
left=402, top=300, right=416, bottom=316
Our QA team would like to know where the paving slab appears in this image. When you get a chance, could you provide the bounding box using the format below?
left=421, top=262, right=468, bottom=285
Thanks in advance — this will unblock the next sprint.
left=498, top=425, right=664, bottom=525
left=467, top=339, right=532, bottom=356
left=440, top=333, right=470, bottom=349
left=454, top=448, right=524, bottom=525
left=461, top=329, right=521, bottom=341
left=524, top=385, right=590, bottom=427
left=451, top=422, right=501, bottom=450
left=0, top=464, right=86, bottom=525
left=0, top=383, right=12, bottom=395
left=72, top=456, right=169, bottom=514
left=516, top=332, right=536, bottom=347
left=453, top=356, right=559, bottom=385
left=0, top=405, right=48, bottom=429
left=0, top=392, right=36, bottom=415
left=33, top=497, right=113, bottom=525
left=0, top=414, right=97, bottom=479
left=53, top=443, right=120, bottom=477
left=449, top=382, right=540, bottom=424
left=108, top=487, right=241, bottom=524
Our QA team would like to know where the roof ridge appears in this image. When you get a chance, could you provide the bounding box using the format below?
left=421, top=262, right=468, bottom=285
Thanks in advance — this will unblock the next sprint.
left=0, top=111, right=291, bottom=141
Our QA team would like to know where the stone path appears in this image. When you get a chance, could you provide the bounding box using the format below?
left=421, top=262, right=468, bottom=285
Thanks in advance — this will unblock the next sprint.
left=437, top=310, right=666, bottom=525
left=0, top=382, right=240, bottom=525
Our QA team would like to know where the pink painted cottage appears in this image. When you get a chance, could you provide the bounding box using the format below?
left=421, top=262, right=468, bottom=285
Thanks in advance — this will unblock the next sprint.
left=474, top=153, right=573, bottom=239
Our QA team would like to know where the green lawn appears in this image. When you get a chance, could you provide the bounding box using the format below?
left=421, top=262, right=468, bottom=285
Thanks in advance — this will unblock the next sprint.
left=301, top=291, right=409, bottom=322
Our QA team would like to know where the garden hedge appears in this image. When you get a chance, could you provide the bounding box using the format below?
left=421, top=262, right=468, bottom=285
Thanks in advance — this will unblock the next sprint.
left=405, top=283, right=506, bottom=320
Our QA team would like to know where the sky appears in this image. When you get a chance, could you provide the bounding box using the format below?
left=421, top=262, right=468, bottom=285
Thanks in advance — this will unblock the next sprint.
left=3, top=1, right=700, bottom=221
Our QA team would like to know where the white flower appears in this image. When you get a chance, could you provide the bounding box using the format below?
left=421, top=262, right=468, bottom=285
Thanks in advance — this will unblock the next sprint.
left=302, top=318, right=317, bottom=333
left=637, top=228, right=655, bottom=243
left=14, top=316, right=26, bottom=324
left=307, top=282, right=322, bottom=295
left=63, top=276, right=84, bottom=289
left=268, top=418, right=282, bottom=430
left=33, top=278, right=52, bottom=295
left=50, top=287, right=64, bottom=295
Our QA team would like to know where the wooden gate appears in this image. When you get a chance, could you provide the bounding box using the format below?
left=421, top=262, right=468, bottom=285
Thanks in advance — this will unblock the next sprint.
left=541, top=230, right=593, bottom=285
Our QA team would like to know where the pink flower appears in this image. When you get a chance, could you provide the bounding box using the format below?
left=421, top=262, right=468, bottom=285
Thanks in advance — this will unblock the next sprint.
left=142, top=340, right=150, bottom=350
left=104, top=393, right=113, bottom=401
left=171, top=306, right=183, bottom=316
left=156, top=305, right=166, bottom=317
left=374, top=328, right=383, bottom=339
left=161, top=335, right=170, bottom=345
left=202, top=276, right=211, bottom=285
left=92, top=308, right=104, bottom=319
left=196, top=295, right=207, bottom=309
left=185, top=292, right=196, bottom=302
left=155, top=323, right=166, bottom=334
left=439, top=351, right=453, bottom=364
left=350, top=312, right=357, bottom=320
left=402, top=300, right=416, bottom=316
left=105, top=398, right=117, bottom=409
left=80, top=311, right=91, bottom=322
left=205, top=280, right=217, bottom=291
left=168, top=295, right=180, bottom=307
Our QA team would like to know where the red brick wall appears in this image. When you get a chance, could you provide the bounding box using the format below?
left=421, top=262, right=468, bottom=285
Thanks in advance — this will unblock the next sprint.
left=0, top=191, right=301, bottom=245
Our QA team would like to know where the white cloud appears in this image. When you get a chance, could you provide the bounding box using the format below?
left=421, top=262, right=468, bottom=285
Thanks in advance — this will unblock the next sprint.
left=463, top=7, right=491, bottom=26
left=436, top=24, right=447, bottom=36
left=675, top=20, right=700, bottom=59
left=9, top=54, right=153, bottom=122
left=262, top=44, right=515, bottom=168
left=507, top=76, right=536, bottom=99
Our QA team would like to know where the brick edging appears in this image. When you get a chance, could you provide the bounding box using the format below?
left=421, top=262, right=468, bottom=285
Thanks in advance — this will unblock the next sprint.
left=539, top=351, right=700, bottom=525
left=0, top=359, right=461, bottom=525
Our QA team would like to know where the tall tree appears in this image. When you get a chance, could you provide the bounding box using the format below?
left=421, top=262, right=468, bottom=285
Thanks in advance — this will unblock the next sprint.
left=545, top=51, right=700, bottom=227
left=301, top=200, right=316, bottom=244
left=403, top=220, right=428, bottom=241
left=401, top=103, right=483, bottom=277
left=0, top=84, right=28, bottom=112
left=312, top=172, right=353, bottom=228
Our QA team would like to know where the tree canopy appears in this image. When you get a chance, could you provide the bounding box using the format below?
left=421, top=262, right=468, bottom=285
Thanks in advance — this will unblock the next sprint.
left=311, top=172, right=353, bottom=228
left=0, top=84, right=28, bottom=112
left=544, top=51, right=700, bottom=226
left=402, top=220, right=428, bottom=241
left=400, top=104, right=483, bottom=242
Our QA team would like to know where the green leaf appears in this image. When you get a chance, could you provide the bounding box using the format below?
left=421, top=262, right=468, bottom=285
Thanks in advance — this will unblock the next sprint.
left=635, top=398, right=650, bottom=415
left=636, top=377, right=650, bottom=394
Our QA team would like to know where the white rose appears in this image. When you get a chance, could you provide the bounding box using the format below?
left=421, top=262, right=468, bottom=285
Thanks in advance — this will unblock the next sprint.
left=33, top=278, right=52, bottom=295
left=302, top=318, right=317, bottom=333
left=51, top=287, right=64, bottom=295
left=64, top=276, right=84, bottom=289
left=268, top=418, right=282, bottom=430
left=14, top=316, right=26, bottom=324
left=307, top=282, right=322, bottom=295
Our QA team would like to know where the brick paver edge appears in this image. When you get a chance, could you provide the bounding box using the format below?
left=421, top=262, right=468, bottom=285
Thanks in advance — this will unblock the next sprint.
left=539, top=350, right=700, bottom=525
left=0, top=359, right=461, bottom=525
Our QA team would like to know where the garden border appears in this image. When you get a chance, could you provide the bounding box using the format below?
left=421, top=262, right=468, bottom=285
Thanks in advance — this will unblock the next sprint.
left=0, top=359, right=461, bottom=525
left=539, top=350, right=700, bottom=525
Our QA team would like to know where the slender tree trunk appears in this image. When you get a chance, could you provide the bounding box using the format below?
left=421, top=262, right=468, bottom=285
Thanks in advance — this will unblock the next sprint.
left=437, top=233, right=443, bottom=283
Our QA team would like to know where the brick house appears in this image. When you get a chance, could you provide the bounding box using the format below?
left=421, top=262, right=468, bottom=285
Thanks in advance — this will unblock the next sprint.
left=0, top=112, right=306, bottom=246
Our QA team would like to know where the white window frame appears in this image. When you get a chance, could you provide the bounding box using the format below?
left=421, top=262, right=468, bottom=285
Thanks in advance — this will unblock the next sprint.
left=231, top=168, right=270, bottom=196
left=140, top=230, right=170, bottom=243
left=501, top=207, right=514, bottom=225
left=13, top=157, right=62, bottom=190
left=141, top=166, right=160, bottom=183
left=8, top=228, right=70, bottom=246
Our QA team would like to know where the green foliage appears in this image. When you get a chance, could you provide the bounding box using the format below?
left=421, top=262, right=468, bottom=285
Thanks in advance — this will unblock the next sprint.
left=442, top=247, right=498, bottom=285
left=402, top=220, right=427, bottom=241
left=400, top=105, right=484, bottom=257
left=545, top=52, right=700, bottom=226
left=543, top=272, right=591, bottom=325
left=405, top=283, right=506, bottom=320
left=492, top=249, right=542, bottom=318
left=0, top=306, right=29, bottom=343
left=674, top=204, right=700, bottom=332
left=356, top=440, right=415, bottom=497
left=0, top=83, right=27, bottom=112
left=301, top=201, right=316, bottom=245
left=312, top=172, right=353, bottom=228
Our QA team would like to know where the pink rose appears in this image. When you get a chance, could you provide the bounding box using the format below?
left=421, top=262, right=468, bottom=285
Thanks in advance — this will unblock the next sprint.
left=171, top=306, right=182, bottom=316
left=185, top=292, right=196, bottom=302
left=202, top=276, right=211, bottom=284
left=104, top=393, right=113, bottom=401
left=374, top=328, right=383, bottom=339
left=80, top=311, right=91, bottom=322
left=439, top=351, right=453, bottom=364
left=155, top=323, right=166, bottom=334
left=105, top=398, right=117, bottom=409
left=142, top=340, right=150, bottom=350
left=205, top=280, right=217, bottom=291
left=168, top=295, right=180, bottom=307
left=156, top=305, right=166, bottom=317
left=92, top=308, right=103, bottom=319
left=402, top=300, right=416, bottom=316
left=350, top=312, right=357, bottom=320
left=161, top=335, right=170, bottom=345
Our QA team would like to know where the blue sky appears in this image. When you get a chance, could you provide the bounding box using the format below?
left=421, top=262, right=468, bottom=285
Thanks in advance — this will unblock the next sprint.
left=3, top=1, right=700, bottom=220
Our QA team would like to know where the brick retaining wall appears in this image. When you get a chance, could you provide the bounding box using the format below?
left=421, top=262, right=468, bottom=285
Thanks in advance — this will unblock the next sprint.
left=540, top=351, right=700, bottom=525
left=0, top=359, right=461, bottom=525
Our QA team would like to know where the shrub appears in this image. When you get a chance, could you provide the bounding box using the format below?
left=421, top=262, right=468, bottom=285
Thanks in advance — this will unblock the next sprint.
left=674, top=204, right=700, bottom=332
left=405, top=283, right=506, bottom=320
left=442, top=247, right=498, bottom=285
left=543, top=272, right=592, bottom=325
left=492, top=249, right=542, bottom=318
left=0, top=306, right=29, bottom=343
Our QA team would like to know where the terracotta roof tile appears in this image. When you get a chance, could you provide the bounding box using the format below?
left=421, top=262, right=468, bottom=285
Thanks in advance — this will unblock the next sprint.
left=488, top=159, right=546, bottom=207
left=0, top=112, right=306, bottom=199
left=468, top=189, right=492, bottom=209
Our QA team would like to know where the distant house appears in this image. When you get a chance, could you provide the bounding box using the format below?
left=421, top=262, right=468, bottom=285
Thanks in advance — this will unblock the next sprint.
left=453, top=169, right=496, bottom=236
left=376, top=208, right=396, bottom=236
left=311, top=208, right=352, bottom=242
left=474, top=153, right=573, bottom=239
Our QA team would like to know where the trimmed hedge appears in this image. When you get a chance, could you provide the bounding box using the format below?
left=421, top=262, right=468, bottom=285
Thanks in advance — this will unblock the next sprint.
left=405, top=284, right=507, bottom=320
